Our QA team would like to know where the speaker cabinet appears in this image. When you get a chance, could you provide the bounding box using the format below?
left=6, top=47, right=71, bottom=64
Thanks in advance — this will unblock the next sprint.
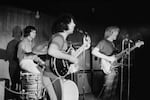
left=78, top=49, right=91, bottom=70
left=91, top=70, right=105, bottom=97
left=71, top=44, right=91, bottom=70
left=92, top=55, right=101, bottom=70
left=73, top=71, right=92, bottom=94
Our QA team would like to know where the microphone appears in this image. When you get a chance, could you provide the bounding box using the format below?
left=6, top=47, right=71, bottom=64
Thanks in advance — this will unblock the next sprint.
left=76, top=28, right=88, bottom=35
left=123, top=38, right=133, bottom=43
left=76, top=28, right=83, bottom=33
left=122, top=33, right=133, bottom=43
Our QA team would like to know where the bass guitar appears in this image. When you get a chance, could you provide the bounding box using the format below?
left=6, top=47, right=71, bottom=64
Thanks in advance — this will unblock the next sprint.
left=51, top=35, right=91, bottom=77
left=101, top=40, right=144, bottom=74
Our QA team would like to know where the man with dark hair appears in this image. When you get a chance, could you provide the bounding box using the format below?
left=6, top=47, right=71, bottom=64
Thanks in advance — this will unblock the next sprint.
left=44, top=14, right=90, bottom=100
left=17, top=25, right=57, bottom=100
left=17, top=25, right=41, bottom=73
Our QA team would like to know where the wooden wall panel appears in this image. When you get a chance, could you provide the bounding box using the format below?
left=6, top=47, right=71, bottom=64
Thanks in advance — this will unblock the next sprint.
left=0, top=6, right=54, bottom=80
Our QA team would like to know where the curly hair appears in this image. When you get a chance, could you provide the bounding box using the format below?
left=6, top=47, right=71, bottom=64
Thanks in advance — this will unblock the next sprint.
left=23, top=26, right=36, bottom=37
left=51, top=14, right=75, bottom=34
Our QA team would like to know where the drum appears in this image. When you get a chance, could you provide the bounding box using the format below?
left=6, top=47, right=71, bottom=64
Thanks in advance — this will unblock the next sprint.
left=53, top=78, right=79, bottom=100
left=20, top=72, right=43, bottom=100
left=62, top=79, right=79, bottom=100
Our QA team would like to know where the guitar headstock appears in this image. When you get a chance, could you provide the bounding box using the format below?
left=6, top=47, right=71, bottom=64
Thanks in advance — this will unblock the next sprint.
left=83, top=35, right=91, bottom=50
left=135, top=40, right=144, bottom=48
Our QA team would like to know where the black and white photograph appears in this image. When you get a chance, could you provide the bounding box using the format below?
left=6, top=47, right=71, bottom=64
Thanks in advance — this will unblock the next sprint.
left=0, top=0, right=149, bottom=100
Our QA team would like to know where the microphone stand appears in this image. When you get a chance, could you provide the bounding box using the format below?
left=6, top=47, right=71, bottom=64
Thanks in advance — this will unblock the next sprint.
left=82, top=33, right=90, bottom=100
left=77, top=29, right=90, bottom=100
left=120, top=39, right=132, bottom=100
left=127, top=40, right=131, bottom=100
left=82, top=35, right=87, bottom=100
left=120, top=39, right=126, bottom=100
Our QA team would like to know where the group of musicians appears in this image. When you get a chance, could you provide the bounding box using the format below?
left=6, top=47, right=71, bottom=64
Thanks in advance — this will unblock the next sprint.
left=7, top=14, right=122, bottom=100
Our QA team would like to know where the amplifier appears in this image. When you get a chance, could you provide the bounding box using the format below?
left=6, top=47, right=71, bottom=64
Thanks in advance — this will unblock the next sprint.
left=73, top=71, right=92, bottom=94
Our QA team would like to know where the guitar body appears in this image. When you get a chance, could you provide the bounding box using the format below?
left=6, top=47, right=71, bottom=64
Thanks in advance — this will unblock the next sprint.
left=101, top=59, right=120, bottom=74
left=50, top=35, right=91, bottom=77
left=50, top=57, right=81, bottom=77
left=51, top=57, right=70, bottom=77
left=101, top=59, right=112, bottom=74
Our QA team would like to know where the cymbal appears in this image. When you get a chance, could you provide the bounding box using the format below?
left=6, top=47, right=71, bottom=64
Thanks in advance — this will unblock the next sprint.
left=33, top=41, right=48, bottom=55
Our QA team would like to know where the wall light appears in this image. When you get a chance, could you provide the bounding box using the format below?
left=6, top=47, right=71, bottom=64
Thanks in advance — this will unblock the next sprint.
left=35, top=10, right=40, bottom=19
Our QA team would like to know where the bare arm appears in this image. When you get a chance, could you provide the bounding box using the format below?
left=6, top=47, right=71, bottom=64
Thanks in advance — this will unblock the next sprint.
left=17, top=42, right=34, bottom=61
left=92, top=47, right=116, bottom=62
left=48, top=43, right=78, bottom=64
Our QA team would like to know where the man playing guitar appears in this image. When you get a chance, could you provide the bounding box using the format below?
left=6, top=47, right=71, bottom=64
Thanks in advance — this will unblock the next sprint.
left=43, top=14, right=90, bottom=100
left=46, top=14, right=90, bottom=77
left=92, top=26, right=144, bottom=100
left=92, top=26, right=120, bottom=100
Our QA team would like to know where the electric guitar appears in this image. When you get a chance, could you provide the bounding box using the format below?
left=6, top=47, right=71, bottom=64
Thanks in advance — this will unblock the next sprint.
left=50, top=35, right=91, bottom=77
left=101, top=40, right=144, bottom=74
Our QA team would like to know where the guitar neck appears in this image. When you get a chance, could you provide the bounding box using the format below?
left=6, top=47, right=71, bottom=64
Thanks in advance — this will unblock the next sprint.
left=74, top=44, right=87, bottom=58
left=116, top=45, right=136, bottom=59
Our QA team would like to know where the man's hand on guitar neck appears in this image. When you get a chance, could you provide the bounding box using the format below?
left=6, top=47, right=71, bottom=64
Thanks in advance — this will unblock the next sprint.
left=69, top=56, right=78, bottom=64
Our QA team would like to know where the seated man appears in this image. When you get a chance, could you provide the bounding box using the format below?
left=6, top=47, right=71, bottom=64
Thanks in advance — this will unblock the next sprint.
left=17, top=25, right=57, bottom=100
